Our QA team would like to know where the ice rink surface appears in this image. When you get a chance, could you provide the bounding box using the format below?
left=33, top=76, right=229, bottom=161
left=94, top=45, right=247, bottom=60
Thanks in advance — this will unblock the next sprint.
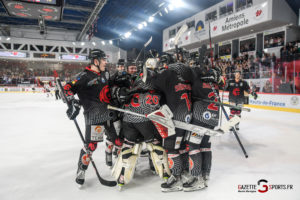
left=0, top=93, right=300, bottom=200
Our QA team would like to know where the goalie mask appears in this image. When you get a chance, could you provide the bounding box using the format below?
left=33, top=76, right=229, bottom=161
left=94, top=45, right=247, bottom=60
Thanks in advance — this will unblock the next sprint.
left=145, top=58, right=158, bottom=70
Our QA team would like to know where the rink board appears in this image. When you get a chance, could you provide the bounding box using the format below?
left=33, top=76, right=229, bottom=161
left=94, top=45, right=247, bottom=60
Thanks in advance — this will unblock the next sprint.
left=1, top=87, right=300, bottom=113
left=219, top=91, right=300, bottom=113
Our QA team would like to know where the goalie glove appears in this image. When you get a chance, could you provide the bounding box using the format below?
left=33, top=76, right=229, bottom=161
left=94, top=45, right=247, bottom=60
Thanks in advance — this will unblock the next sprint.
left=66, top=98, right=81, bottom=120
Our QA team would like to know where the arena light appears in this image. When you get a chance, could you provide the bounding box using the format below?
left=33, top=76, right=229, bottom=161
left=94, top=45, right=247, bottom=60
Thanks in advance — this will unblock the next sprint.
left=81, top=42, right=85, bottom=46
left=143, top=21, right=147, bottom=27
left=6, top=37, right=11, bottom=41
left=109, top=40, right=113, bottom=44
left=168, top=4, right=174, bottom=11
left=148, top=16, right=154, bottom=23
left=124, top=32, right=132, bottom=38
left=173, top=0, right=184, bottom=8
left=92, top=42, right=96, bottom=46
left=262, top=2, right=267, bottom=7
left=72, top=42, right=76, bottom=45
left=158, top=2, right=165, bottom=7
left=138, top=23, right=143, bottom=30
left=102, top=41, right=106, bottom=45
left=159, top=12, right=162, bottom=17
left=164, top=7, right=168, bottom=14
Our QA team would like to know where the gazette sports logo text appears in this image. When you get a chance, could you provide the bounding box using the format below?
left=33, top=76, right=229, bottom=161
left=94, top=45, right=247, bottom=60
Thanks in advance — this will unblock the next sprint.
left=238, top=179, right=294, bottom=193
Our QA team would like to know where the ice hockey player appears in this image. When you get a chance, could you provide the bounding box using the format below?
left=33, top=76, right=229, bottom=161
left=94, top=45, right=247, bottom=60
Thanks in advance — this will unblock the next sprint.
left=111, top=59, right=170, bottom=188
left=140, top=57, right=222, bottom=192
left=225, top=70, right=257, bottom=130
left=54, top=83, right=60, bottom=100
left=63, top=49, right=120, bottom=187
left=44, top=82, right=53, bottom=98
left=184, top=65, right=223, bottom=192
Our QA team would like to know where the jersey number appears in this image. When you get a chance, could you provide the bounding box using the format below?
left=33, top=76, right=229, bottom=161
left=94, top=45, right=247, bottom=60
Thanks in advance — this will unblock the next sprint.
left=127, top=94, right=159, bottom=108
left=181, top=93, right=191, bottom=111
left=207, top=92, right=219, bottom=111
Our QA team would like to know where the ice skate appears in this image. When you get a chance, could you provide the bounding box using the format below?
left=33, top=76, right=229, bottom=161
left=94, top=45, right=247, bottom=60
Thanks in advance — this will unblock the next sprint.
left=161, top=175, right=183, bottom=192
left=75, top=169, right=85, bottom=188
left=183, top=176, right=206, bottom=192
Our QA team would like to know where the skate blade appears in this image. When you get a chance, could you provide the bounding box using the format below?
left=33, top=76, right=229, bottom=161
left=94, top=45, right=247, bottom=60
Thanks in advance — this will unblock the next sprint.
left=77, top=184, right=84, bottom=190
left=161, top=186, right=183, bottom=192
left=183, top=185, right=206, bottom=192
left=117, top=184, right=124, bottom=191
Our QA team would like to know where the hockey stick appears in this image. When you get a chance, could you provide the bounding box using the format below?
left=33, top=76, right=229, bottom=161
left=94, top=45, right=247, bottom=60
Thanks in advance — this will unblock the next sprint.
left=209, top=83, right=249, bottom=158
left=192, top=97, right=251, bottom=112
left=107, top=105, right=240, bottom=137
left=174, top=24, right=188, bottom=62
left=208, top=22, right=248, bottom=158
left=56, top=78, right=117, bottom=187
left=135, top=36, right=152, bottom=63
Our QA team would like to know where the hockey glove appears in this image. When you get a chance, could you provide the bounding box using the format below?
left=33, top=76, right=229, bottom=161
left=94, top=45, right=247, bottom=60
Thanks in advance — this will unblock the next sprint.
left=66, top=99, right=81, bottom=120
left=201, top=68, right=222, bottom=84
left=251, top=91, right=258, bottom=100
left=117, top=87, right=131, bottom=104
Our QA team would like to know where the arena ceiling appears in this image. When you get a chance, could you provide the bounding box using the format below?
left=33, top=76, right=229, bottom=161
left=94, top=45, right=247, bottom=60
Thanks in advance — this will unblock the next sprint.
left=0, top=0, right=299, bottom=52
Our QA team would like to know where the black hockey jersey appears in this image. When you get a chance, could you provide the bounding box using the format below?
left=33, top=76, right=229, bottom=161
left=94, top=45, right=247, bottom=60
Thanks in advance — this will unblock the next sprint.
left=123, top=70, right=162, bottom=123
left=225, top=79, right=250, bottom=104
left=192, top=80, right=220, bottom=129
left=147, top=64, right=196, bottom=122
left=64, top=66, right=115, bottom=124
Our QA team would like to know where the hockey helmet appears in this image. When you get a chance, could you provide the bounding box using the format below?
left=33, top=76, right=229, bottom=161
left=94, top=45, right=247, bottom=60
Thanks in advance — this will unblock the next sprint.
left=89, top=49, right=107, bottom=60
left=117, top=59, right=125, bottom=66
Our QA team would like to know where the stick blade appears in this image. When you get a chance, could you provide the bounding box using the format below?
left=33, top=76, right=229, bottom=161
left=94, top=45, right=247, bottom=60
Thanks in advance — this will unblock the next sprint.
left=174, top=24, right=188, bottom=45
left=144, top=36, right=152, bottom=47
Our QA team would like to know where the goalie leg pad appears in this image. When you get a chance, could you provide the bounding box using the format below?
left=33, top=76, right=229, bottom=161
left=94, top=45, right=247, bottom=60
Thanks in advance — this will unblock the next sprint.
left=146, top=143, right=171, bottom=179
left=111, top=140, right=141, bottom=185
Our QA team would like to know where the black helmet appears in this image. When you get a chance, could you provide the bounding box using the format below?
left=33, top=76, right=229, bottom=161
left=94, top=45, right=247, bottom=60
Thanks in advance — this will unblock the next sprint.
left=126, top=59, right=136, bottom=68
left=117, top=59, right=125, bottom=66
left=160, top=53, right=175, bottom=65
left=89, top=49, right=106, bottom=60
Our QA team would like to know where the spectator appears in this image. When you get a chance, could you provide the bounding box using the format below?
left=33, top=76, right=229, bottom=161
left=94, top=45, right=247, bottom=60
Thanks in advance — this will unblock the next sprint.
left=262, top=80, right=272, bottom=93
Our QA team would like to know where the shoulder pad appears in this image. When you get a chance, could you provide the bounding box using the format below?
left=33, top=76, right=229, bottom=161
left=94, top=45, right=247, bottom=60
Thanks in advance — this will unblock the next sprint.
left=75, top=72, right=87, bottom=80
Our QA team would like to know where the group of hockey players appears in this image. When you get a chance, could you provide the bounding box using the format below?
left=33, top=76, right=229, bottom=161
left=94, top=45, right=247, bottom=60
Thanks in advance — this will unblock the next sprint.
left=61, top=46, right=256, bottom=192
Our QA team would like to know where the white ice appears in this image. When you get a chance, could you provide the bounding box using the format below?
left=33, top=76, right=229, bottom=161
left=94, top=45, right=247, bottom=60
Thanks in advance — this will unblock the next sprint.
left=0, top=93, right=300, bottom=200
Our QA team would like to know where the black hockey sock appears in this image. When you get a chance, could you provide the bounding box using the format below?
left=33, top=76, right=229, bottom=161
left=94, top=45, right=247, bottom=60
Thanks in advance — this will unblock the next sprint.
left=167, top=151, right=183, bottom=176
left=201, top=151, right=212, bottom=178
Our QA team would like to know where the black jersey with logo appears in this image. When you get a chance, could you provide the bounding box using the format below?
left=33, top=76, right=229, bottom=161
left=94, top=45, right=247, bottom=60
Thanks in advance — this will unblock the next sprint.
left=147, top=64, right=196, bottom=123
left=64, top=66, right=114, bottom=124
left=192, top=80, right=220, bottom=129
left=225, top=79, right=250, bottom=104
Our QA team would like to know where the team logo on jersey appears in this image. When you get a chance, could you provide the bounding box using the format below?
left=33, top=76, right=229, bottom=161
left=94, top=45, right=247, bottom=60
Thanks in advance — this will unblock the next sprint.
left=185, top=114, right=192, bottom=123
left=233, top=88, right=241, bottom=96
left=101, top=77, right=105, bottom=83
left=203, top=111, right=212, bottom=120
left=94, top=126, right=102, bottom=133
left=99, top=85, right=111, bottom=103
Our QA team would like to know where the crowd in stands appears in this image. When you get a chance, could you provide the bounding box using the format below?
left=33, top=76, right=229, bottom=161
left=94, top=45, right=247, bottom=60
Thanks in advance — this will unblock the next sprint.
left=280, top=41, right=300, bottom=61
left=215, top=53, right=275, bottom=80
